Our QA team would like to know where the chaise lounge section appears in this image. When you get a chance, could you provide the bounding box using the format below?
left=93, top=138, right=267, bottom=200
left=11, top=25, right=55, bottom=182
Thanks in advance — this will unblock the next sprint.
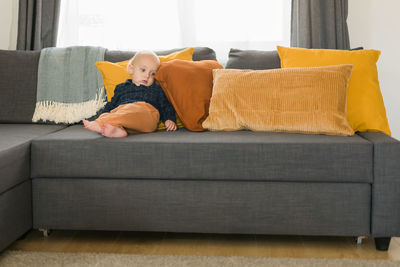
left=0, top=124, right=65, bottom=251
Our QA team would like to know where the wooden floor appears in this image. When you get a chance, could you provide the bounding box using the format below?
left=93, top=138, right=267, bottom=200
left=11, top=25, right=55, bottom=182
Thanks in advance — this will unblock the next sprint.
left=6, top=230, right=400, bottom=260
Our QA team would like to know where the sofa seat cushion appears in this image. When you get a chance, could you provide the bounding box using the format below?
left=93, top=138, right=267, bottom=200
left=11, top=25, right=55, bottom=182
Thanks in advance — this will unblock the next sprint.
left=31, top=125, right=373, bottom=183
left=0, top=124, right=66, bottom=193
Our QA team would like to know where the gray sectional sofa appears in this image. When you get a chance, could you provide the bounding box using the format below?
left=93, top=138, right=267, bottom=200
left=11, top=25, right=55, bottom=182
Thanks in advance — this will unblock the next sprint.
left=1, top=47, right=399, bottom=252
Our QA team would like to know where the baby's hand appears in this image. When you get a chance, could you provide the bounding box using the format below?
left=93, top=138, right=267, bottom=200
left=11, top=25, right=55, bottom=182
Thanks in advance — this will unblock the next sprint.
left=165, top=120, right=177, bottom=131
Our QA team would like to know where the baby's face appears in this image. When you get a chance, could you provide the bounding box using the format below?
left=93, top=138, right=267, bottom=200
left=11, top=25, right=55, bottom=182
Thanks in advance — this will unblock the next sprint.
left=129, top=54, right=160, bottom=86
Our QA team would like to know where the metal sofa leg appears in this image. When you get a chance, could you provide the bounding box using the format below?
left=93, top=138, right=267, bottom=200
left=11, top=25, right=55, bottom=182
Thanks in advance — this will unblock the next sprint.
left=356, top=236, right=365, bottom=244
left=38, top=228, right=51, bottom=237
left=374, top=237, right=391, bottom=251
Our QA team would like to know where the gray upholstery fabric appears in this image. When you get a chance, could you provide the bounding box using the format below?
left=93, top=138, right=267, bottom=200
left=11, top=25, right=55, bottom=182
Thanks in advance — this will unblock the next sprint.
left=0, top=50, right=40, bottom=123
left=17, top=0, right=61, bottom=50
left=358, top=132, right=400, bottom=237
left=0, top=181, right=31, bottom=252
left=191, top=47, right=217, bottom=61
left=104, top=47, right=216, bottom=62
left=32, top=178, right=370, bottom=236
left=31, top=126, right=372, bottom=183
left=225, top=49, right=281, bottom=70
left=291, top=0, right=350, bottom=49
left=0, top=124, right=66, bottom=193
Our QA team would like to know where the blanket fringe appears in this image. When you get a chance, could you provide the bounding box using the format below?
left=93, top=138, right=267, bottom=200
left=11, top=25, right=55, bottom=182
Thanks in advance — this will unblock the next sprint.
left=32, top=87, right=106, bottom=124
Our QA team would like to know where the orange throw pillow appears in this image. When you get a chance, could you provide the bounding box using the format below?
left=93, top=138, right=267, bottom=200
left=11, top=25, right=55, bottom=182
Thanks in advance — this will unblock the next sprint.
left=155, top=59, right=223, bottom=131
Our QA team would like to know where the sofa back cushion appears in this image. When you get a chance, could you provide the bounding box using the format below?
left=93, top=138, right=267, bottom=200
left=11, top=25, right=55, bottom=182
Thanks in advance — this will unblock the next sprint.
left=225, top=49, right=281, bottom=70
left=0, top=47, right=215, bottom=124
left=105, top=47, right=216, bottom=62
left=0, top=50, right=40, bottom=123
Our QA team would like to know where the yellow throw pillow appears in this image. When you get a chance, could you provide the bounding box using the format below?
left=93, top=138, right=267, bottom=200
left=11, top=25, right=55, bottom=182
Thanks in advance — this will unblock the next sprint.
left=202, top=65, right=355, bottom=136
left=277, top=46, right=391, bottom=136
left=96, top=47, right=194, bottom=130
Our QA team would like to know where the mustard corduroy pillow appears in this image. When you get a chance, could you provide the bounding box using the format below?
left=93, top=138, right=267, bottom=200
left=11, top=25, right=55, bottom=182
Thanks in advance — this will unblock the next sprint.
left=277, top=46, right=391, bottom=136
left=202, top=65, right=355, bottom=136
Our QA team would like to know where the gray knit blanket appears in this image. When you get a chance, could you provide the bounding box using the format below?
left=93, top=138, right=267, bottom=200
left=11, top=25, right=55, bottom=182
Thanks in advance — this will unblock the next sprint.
left=32, top=46, right=107, bottom=124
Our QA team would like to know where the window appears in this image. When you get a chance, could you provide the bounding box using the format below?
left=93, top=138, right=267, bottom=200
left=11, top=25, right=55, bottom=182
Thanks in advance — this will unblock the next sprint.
left=57, top=0, right=291, bottom=63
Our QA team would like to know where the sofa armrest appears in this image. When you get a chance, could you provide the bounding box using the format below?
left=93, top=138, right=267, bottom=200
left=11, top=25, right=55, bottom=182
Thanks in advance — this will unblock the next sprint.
left=358, top=132, right=400, bottom=237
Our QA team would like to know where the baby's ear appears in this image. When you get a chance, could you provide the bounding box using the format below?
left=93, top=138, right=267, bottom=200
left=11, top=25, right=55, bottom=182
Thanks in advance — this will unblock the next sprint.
left=126, top=64, right=134, bottom=74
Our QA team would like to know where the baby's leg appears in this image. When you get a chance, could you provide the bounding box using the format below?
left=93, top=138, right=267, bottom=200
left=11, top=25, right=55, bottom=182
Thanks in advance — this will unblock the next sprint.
left=83, top=120, right=102, bottom=133
left=95, top=103, right=159, bottom=137
left=117, top=102, right=160, bottom=133
left=101, top=124, right=127, bottom=138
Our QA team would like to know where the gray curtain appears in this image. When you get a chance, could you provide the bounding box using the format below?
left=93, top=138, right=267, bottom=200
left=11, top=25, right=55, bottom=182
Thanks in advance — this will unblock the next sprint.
left=17, top=0, right=61, bottom=50
left=291, top=0, right=350, bottom=49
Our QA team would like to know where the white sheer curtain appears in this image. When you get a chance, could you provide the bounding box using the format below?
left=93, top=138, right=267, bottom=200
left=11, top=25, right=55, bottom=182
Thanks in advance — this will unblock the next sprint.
left=57, top=0, right=291, bottom=63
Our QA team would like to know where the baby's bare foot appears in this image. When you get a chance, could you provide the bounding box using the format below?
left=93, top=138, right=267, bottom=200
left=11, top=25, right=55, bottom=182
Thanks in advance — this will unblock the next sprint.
left=83, top=120, right=102, bottom=133
left=101, top=124, right=128, bottom=138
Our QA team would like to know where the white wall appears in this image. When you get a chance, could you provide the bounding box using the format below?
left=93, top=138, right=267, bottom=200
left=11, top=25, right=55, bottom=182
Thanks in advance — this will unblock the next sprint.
left=0, top=0, right=18, bottom=50
left=348, top=0, right=400, bottom=139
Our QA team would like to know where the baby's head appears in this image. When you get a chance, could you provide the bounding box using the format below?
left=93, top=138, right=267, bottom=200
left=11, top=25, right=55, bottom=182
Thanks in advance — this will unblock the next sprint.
left=127, top=50, right=160, bottom=86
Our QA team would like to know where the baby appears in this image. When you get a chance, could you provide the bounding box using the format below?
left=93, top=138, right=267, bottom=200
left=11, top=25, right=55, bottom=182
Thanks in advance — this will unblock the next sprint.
left=83, top=50, right=177, bottom=137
